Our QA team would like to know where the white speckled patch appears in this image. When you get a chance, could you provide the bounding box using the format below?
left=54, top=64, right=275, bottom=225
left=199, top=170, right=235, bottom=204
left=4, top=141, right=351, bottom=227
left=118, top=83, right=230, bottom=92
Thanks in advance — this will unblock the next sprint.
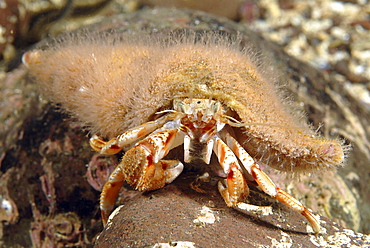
left=309, top=229, right=370, bottom=247
left=193, top=206, right=218, bottom=226
left=236, top=202, right=273, bottom=216
left=152, top=241, right=196, bottom=248
left=267, top=231, right=293, bottom=248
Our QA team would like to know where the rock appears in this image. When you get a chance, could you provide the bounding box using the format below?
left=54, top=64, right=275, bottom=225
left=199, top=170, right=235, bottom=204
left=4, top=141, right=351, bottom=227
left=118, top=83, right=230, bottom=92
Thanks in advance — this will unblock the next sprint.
left=95, top=173, right=369, bottom=247
left=140, top=0, right=244, bottom=20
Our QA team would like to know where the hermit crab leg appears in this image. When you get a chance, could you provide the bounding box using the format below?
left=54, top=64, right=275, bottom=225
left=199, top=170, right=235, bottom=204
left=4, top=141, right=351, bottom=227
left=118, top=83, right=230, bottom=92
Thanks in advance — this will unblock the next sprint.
left=90, top=115, right=170, bottom=155
left=100, top=128, right=184, bottom=226
left=213, top=136, right=249, bottom=207
left=204, top=138, right=214, bottom=164
left=223, top=132, right=321, bottom=233
left=251, top=166, right=321, bottom=233
left=100, top=166, right=125, bottom=225
left=184, top=135, right=191, bottom=163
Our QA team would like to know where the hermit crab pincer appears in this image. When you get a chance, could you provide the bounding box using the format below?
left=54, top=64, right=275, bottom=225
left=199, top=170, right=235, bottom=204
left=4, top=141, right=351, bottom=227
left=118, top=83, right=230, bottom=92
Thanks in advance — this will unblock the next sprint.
left=22, top=31, right=346, bottom=233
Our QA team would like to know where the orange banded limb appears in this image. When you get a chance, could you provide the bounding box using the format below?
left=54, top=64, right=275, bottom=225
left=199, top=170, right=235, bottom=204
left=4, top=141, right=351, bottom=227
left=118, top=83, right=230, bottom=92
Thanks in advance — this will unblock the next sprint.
left=90, top=135, right=122, bottom=155
left=251, top=166, right=321, bottom=233
left=90, top=116, right=170, bottom=155
left=213, top=136, right=249, bottom=207
left=100, top=166, right=125, bottom=226
left=99, top=128, right=184, bottom=226
left=223, top=131, right=321, bottom=233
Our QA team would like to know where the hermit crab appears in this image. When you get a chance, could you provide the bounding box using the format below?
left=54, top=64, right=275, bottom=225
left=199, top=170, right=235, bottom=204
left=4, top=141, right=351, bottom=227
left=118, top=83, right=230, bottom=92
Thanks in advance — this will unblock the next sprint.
left=22, top=31, right=345, bottom=233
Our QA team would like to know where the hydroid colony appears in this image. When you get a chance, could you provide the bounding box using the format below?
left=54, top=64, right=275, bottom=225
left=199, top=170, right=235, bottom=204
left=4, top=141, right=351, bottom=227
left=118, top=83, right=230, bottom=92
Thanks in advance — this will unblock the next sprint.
left=23, top=31, right=345, bottom=232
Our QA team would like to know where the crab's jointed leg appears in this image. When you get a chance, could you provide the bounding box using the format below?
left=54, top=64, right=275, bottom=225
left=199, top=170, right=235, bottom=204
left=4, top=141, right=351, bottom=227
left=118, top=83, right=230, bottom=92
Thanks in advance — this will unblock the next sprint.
left=99, top=128, right=184, bottom=226
left=251, top=166, right=321, bottom=233
left=213, top=136, right=249, bottom=207
left=223, top=132, right=321, bottom=233
left=90, top=116, right=170, bottom=155
left=99, top=166, right=125, bottom=224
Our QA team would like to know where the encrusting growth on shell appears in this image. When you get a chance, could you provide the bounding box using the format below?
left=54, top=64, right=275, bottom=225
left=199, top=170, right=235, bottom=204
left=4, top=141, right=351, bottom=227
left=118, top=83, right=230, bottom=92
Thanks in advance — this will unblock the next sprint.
left=23, top=31, right=345, bottom=173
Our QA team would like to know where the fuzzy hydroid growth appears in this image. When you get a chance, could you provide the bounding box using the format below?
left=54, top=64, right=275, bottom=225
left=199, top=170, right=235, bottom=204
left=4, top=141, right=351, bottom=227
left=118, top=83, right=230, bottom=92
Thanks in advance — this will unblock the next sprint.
left=23, top=31, right=345, bottom=173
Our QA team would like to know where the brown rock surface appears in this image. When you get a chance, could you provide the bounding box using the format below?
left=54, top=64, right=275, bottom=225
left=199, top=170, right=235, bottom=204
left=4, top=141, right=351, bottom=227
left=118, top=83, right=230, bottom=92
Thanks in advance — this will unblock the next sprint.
left=95, top=173, right=368, bottom=247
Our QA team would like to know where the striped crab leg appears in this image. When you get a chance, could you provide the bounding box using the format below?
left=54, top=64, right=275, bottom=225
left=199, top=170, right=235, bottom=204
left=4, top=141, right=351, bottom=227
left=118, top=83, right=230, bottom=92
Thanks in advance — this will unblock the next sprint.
left=222, top=131, right=321, bottom=233
left=89, top=115, right=170, bottom=155
left=213, top=136, right=249, bottom=207
left=99, top=127, right=184, bottom=226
